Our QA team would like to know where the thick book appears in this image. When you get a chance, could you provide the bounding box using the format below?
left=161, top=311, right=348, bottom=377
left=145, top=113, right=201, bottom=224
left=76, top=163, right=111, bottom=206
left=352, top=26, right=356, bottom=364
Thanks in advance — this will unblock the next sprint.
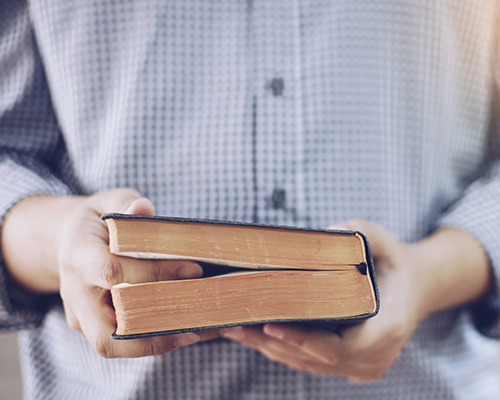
left=102, top=213, right=379, bottom=339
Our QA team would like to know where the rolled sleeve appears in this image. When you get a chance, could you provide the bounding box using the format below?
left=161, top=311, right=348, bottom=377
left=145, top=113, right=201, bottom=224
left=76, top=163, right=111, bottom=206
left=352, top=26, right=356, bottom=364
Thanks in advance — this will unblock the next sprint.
left=437, top=162, right=500, bottom=338
left=0, top=0, right=75, bottom=330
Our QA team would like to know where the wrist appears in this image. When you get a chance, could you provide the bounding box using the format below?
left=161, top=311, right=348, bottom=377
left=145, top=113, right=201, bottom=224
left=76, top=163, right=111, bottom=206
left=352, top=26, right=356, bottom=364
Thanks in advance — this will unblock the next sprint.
left=407, top=227, right=491, bottom=320
left=1, top=194, right=86, bottom=293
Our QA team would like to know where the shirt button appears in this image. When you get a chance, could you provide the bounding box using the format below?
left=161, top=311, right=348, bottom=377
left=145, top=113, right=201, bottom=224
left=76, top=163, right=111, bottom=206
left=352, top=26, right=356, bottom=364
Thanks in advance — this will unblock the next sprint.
left=270, top=188, right=286, bottom=209
left=270, top=78, right=284, bottom=96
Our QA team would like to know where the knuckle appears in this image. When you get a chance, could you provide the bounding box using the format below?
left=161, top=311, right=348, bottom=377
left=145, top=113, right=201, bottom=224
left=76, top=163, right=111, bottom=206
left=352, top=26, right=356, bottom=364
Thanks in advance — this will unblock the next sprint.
left=151, top=263, right=166, bottom=282
left=145, top=339, right=171, bottom=357
left=100, top=258, right=123, bottom=287
left=144, top=342, right=161, bottom=357
left=113, top=188, right=142, bottom=211
left=386, top=320, right=408, bottom=346
left=94, top=336, right=113, bottom=359
left=65, top=314, right=80, bottom=331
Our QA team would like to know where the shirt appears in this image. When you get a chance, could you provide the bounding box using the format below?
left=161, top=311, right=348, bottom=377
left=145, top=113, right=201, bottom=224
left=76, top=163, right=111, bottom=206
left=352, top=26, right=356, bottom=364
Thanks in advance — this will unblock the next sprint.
left=1, top=0, right=500, bottom=399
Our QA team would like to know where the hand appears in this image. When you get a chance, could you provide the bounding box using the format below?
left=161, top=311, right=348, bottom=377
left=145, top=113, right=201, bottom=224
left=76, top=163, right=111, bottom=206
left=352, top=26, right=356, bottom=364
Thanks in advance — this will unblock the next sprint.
left=222, top=219, right=491, bottom=381
left=2, top=189, right=220, bottom=358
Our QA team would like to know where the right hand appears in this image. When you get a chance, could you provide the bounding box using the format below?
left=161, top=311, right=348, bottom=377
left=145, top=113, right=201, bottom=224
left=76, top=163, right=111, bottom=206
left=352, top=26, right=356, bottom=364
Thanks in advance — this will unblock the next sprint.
left=3, top=188, right=219, bottom=358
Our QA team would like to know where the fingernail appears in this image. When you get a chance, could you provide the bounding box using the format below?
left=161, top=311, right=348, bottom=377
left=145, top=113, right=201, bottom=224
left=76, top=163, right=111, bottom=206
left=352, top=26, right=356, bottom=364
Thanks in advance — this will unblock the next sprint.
left=175, top=332, right=200, bottom=347
left=221, top=326, right=244, bottom=340
left=124, top=198, right=143, bottom=214
left=178, top=263, right=203, bottom=279
left=263, top=325, right=284, bottom=340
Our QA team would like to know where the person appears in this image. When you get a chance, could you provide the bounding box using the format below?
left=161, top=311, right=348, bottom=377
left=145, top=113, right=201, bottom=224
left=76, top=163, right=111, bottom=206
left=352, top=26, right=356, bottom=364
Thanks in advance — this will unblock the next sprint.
left=1, top=0, right=500, bottom=399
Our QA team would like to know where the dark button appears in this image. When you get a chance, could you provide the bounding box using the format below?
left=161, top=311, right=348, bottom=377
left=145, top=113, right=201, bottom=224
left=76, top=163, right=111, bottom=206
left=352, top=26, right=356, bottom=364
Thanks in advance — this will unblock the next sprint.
left=271, top=188, right=286, bottom=209
left=270, top=78, right=284, bottom=96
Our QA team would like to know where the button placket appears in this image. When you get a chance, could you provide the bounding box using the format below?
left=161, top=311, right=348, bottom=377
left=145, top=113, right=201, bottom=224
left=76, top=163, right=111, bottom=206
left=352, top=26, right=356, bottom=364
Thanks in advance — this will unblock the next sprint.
left=251, top=0, right=302, bottom=225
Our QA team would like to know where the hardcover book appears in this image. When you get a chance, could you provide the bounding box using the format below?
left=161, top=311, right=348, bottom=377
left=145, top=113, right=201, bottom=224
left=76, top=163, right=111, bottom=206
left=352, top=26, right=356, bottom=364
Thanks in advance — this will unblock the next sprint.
left=102, top=213, right=379, bottom=339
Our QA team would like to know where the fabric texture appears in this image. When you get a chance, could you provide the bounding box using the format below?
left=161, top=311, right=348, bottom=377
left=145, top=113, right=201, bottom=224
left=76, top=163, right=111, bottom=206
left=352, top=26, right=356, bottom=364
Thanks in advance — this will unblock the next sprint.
left=1, top=0, right=500, bottom=398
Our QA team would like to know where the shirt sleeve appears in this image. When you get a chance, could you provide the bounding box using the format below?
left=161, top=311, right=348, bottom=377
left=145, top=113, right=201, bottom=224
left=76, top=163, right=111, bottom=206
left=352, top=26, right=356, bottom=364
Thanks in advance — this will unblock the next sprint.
left=0, top=0, right=75, bottom=331
left=436, top=106, right=500, bottom=338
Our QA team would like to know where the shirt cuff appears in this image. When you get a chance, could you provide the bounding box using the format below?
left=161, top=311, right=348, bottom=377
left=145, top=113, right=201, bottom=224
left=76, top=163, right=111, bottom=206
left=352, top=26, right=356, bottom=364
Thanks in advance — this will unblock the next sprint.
left=436, top=169, right=500, bottom=338
left=0, top=158, right=72, bottom=331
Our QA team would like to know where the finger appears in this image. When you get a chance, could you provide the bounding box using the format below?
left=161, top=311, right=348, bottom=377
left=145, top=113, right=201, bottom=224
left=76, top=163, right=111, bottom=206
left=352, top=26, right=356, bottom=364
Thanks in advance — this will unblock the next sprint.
left=61, top=301, right=82, bottom=333
left=61, top=190, right=151, bottom=247
left=125, top=197, right=155, bottom=216
left=261, top=324, right=393, bottom=380
left=222, top=325, right=391, bottom=379
left=262, top=324, right=341, bottom=365
left=91, top=188, right=151, bottom=216
left=257, top=343, right=338, bottom=374
left=222, top=326, right=313, bottom=361
left=116, top=256, right=204, bottom=284
left=75, top=244, right=203, bottom=287
left=261, top=322, right=383, bottom=365
left=223, top=325, right=336, bottom=365
left=341, top=219, right=400, bottom=260
left=222, top=326, right=339, bottom=374
left=82, top=290, right=180, bottom=358
left=256, top=336, right=388, bottom=380
left=73, top=283, right=217, bottom=358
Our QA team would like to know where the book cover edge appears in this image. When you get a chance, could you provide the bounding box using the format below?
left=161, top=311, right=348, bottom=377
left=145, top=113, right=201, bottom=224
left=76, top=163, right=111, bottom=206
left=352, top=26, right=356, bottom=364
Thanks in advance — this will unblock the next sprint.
left=103, top=213, right=380, bottom=340
left=111, top=313, right=375, bottom=340
left=101, top=213, right=357, bottom=235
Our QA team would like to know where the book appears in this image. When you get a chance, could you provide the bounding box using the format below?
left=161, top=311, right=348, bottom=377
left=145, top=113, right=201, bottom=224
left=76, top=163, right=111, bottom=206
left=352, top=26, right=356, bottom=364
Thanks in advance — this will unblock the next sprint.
left=102, top=213, right=379, bottom=339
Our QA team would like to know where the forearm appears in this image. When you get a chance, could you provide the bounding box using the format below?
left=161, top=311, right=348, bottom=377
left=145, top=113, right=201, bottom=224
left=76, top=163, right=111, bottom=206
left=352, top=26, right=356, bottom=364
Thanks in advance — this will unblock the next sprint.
left=410, top=227, right=492, bottom=320
left=221, top=221, right=495, bottom=380
left=1, top=188, right=218, bottom=357
left=1, top=195, right=85, bottom=294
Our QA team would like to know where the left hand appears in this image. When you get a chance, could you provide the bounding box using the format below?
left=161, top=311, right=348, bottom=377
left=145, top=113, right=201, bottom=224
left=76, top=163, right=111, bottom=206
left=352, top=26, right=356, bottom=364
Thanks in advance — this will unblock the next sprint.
left=221, top=219, right=485, bottom=382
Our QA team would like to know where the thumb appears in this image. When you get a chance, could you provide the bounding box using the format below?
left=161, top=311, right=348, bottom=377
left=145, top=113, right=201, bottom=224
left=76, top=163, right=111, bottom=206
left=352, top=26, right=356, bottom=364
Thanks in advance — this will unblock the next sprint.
left=125, top=197, right=155, bottom=216
left=94, top=188, right=155, bottom=216
left=338, top=219, right=399, bottom=260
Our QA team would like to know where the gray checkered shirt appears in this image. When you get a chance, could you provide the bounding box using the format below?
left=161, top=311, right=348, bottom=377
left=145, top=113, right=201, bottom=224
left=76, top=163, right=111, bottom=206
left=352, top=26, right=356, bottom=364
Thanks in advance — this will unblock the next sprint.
left=1, top=0, right=500, bottom=399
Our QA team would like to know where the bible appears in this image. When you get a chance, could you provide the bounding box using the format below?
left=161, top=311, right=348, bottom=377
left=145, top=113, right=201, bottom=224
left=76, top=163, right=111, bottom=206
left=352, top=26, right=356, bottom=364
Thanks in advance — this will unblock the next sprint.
left=103, top=213, right=379, bottom=339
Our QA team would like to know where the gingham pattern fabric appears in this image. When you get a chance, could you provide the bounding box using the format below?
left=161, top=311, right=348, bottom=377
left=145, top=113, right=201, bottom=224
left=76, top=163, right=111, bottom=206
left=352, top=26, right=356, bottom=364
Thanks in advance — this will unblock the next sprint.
left=1, top=0, right=500, bottom=399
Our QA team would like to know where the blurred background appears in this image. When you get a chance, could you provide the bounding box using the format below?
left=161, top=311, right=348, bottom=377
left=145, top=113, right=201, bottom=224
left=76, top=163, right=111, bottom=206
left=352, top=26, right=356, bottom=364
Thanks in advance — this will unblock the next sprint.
left=0, top=330, right=498, bottom=400
left=0, top=333, right=23, bottom=400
